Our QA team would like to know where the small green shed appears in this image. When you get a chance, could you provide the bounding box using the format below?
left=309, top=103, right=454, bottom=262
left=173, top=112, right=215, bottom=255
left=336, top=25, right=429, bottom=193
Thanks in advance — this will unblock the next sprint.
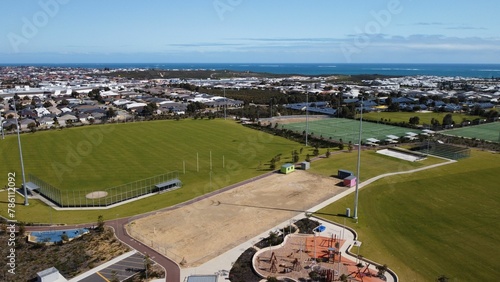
left=280, top=163, right=295, bottom=174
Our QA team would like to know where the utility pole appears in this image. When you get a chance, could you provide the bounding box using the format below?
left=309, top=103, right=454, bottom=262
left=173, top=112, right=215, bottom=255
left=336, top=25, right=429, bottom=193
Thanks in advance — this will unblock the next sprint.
left=13, top=99, right=29, bottom=205
left=223, top=87, right=227, bottom=120
left=305, top=91, right=309, bottom=146
left=353, top=96, right=363, bottom=220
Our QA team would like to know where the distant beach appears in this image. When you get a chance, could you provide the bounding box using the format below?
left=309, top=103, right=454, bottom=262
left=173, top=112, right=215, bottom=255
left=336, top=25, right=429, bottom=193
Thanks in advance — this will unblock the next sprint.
left=2, top=63, right=500, bottom=78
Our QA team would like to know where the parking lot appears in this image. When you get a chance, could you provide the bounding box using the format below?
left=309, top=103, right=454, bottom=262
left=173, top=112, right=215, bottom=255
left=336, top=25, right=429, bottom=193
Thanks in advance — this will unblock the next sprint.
left=77, top=252, right=145, bottom=282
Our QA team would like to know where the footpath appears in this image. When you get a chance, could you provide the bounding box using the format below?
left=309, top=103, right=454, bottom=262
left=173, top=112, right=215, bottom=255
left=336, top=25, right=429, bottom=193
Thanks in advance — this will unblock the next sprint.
left=26, top=156, right=456, bottom=282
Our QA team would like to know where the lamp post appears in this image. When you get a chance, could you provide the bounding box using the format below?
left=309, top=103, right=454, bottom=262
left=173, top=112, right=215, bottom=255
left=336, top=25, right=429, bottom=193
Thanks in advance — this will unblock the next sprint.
left=305, top=91, right=309, bottom=146
left=13, top=99, right=29, bottom=206
left=353, top=96, right=363, bottom=220
left=1, top=119, right=7, bottom=140
left=223, top=86, right=227, bottom=120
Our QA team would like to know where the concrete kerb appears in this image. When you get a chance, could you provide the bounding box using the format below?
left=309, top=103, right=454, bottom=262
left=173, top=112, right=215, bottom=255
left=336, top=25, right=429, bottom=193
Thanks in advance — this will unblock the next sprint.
left=68, top=250, right=137, bottom=282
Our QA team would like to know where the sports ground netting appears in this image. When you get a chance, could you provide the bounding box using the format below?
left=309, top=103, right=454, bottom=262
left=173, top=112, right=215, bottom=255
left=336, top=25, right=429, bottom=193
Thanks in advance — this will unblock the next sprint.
left=28, top=171, right=180, bottom=208
left=280, top=117, right=415, bottom=144
left=412, top=142, right=470, bottom=160
left=441, top=122, right=500, bottom=143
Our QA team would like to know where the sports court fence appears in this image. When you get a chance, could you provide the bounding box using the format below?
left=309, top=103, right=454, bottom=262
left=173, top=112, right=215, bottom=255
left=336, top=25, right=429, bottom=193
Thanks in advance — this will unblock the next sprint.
left=412, top=142, right=470, bottom=160
left=28, top=171, right=180, bottom=208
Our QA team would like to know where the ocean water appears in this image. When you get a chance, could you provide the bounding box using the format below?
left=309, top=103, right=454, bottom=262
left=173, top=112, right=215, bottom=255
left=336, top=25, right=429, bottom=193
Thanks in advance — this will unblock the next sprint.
left=2, top=63, right=500, bottom=78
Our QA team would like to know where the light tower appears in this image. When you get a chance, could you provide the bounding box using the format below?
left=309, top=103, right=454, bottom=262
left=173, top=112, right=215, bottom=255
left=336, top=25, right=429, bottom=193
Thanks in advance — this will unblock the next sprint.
left=13, top=98, right=29, bottom=205
left=353, top=96, right=363, bottom=220
left=305, top=90, right=309, bottom=146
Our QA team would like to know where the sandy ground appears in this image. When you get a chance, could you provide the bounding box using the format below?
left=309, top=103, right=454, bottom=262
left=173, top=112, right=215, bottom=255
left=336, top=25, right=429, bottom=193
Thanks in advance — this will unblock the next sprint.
left=128, top=170, right=344, bottom=267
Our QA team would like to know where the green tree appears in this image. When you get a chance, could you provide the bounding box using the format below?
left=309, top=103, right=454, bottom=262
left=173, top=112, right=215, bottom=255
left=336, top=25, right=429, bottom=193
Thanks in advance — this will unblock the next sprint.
left=442, top=113, right=454, bottom=127
left=325, top=148, right=331, bottom=158
left=106, top=107, right=116, bottom=118
left=269, top=158, right=276, bottom=170
left=142, top=102, right=158, bottom=116
left=376, top=264, right=388, bottom=278
left=348, top=141, right=353, bottom=152
left=96, top=215, right=105, bottom=232
left=313, top=146, right=319, bottom=156
left=305, top=154, right=311, bottom=162
left=409, top=116, right=420, bottom=125
left=28, top=122, right=36, bottom=133
left=268, top=231, right=280, bottom=246
left=266, top=276, right=278, bottom=282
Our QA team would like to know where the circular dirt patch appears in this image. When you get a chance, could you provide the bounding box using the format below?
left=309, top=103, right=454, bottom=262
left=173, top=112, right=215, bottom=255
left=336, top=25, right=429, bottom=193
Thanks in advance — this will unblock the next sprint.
left=86, top=191, right=108, bottom=199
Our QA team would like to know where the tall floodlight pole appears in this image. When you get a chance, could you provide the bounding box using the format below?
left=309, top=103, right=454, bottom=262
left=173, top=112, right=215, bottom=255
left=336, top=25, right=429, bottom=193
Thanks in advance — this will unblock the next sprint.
left=353, top=96, right=363, bottom=220
left=13, top=100, right=29, bottom=205
left=305, top=91, right=309, bottom=146
left=1, top=120, right=6, bottom=140
left=223, top=87, right=227, bottom=120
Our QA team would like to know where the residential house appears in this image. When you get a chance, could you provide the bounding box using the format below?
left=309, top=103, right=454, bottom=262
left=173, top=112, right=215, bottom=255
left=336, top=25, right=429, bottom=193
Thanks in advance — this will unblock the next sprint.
left=38, top=116, right=55, bottom=128
left=58, top=113, right=79, bottom=126
left=35, top=107, right=51, bottom=117
left=19, top=118, right=36, bottom=130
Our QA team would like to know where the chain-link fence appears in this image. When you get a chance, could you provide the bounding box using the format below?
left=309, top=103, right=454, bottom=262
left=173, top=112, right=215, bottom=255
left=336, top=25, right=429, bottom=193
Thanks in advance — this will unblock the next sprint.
left=29, top=171, right=180, bottom=207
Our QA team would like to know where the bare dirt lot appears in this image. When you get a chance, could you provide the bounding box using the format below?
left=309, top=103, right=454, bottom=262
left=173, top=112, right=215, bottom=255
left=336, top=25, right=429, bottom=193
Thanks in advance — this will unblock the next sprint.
left=128, top=170, right=344, bottom=267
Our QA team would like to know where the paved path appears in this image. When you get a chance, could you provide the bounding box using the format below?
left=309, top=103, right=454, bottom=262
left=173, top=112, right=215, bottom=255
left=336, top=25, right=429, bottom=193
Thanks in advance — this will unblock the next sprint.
left=25, top=170, right=279, bottom=282
left=26, top=153, right=456, bottom=282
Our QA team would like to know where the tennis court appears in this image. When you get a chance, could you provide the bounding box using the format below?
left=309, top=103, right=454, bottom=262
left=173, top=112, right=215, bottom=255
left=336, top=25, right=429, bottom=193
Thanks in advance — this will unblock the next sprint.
left=442, top=122, right=500, bottom=143
left=281, top=118, right=415, bottom=144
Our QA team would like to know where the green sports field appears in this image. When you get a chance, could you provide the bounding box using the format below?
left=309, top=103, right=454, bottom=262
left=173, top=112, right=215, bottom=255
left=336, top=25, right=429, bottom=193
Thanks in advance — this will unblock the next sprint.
left=312, top=150, right=500, bottom=281
left=441, top=121, right=500, bottom=142
left=281, top=117, right=416, bottom=144
left=0, top=119, right=313, bottom=222
left=2, top=119, right=498, bottom=281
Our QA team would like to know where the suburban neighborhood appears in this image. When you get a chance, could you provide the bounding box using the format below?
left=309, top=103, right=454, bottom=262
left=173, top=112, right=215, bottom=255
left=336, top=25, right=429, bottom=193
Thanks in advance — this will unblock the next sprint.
left=1, top=66, right=499, bottom=136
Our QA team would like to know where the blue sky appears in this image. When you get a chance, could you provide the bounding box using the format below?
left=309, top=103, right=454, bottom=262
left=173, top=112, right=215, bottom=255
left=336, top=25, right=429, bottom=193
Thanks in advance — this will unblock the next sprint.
left=1, top=0, right=499, bottom=64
